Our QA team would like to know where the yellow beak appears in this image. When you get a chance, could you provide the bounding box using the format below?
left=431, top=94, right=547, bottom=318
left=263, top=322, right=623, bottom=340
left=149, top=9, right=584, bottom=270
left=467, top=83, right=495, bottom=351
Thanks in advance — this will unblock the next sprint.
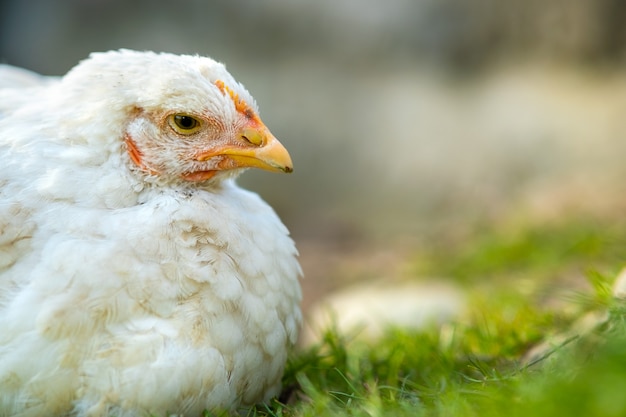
left=196, top=125, right=293, bottom=173
left=222, top=126, right=293, bottom=173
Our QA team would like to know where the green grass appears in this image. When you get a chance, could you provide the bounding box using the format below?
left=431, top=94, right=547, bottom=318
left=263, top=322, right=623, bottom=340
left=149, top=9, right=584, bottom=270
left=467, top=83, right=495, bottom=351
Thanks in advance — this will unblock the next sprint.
left=246, top=213, right=626, bottom=416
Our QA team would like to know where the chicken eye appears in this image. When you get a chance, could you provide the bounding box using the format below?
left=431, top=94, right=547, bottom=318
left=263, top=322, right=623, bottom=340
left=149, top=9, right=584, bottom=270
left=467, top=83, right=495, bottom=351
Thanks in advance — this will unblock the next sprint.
left=169, top=114, right=201, bottom=134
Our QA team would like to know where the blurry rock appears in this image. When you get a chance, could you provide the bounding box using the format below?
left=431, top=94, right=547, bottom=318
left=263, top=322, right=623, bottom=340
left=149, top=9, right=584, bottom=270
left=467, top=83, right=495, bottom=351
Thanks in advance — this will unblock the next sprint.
left=612, top=267, right=626, bottom=299
left=301, top=281, right=466, bottom=345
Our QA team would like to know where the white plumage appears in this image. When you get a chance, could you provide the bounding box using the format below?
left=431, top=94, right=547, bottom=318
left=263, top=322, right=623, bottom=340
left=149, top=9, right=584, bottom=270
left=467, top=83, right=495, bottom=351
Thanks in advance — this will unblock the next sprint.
left=0, top=50, right=302, bottom=416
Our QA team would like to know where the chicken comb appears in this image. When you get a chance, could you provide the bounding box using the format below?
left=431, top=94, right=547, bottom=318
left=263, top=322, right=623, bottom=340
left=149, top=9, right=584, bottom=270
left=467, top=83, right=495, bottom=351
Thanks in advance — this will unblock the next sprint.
left=214, top=80, right=259, bottom=122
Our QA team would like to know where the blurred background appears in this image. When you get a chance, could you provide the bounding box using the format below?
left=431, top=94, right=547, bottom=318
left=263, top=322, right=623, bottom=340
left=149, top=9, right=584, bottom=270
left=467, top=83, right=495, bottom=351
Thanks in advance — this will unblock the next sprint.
left=2, top=0, right=626, bottom=312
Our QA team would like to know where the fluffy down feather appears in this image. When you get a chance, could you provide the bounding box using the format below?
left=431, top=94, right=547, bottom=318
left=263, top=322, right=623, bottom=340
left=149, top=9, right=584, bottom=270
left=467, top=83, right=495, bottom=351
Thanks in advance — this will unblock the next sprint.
left=0, top=50, right=301, bottom=416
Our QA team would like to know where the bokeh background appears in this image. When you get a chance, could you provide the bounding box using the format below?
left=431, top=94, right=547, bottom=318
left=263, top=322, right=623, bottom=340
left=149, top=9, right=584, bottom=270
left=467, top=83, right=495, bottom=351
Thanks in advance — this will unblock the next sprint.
left=2, top=0, right=626, bottom=311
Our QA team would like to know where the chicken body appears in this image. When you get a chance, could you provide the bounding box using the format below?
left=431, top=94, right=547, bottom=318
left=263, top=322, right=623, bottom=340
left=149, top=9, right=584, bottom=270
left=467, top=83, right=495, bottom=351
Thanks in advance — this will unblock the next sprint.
left=0, top=50, right=301, bottom=416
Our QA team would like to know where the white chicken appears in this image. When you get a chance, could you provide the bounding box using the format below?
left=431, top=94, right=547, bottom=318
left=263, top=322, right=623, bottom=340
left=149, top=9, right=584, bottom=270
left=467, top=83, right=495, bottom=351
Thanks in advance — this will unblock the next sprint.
left=0, top=50, right=302, bottom=416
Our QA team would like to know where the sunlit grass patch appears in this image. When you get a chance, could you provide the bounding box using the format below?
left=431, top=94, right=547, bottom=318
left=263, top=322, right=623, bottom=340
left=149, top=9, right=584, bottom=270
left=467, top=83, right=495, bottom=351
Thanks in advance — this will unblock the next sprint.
left=250, top=214, right=626, bottom=416
left=266, top=280, right=625, bottom=416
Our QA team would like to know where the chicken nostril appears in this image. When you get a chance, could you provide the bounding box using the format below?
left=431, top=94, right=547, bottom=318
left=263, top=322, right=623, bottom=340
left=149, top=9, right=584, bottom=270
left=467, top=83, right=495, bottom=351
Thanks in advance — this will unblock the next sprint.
left=241, top=134, right=262, bottom=146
